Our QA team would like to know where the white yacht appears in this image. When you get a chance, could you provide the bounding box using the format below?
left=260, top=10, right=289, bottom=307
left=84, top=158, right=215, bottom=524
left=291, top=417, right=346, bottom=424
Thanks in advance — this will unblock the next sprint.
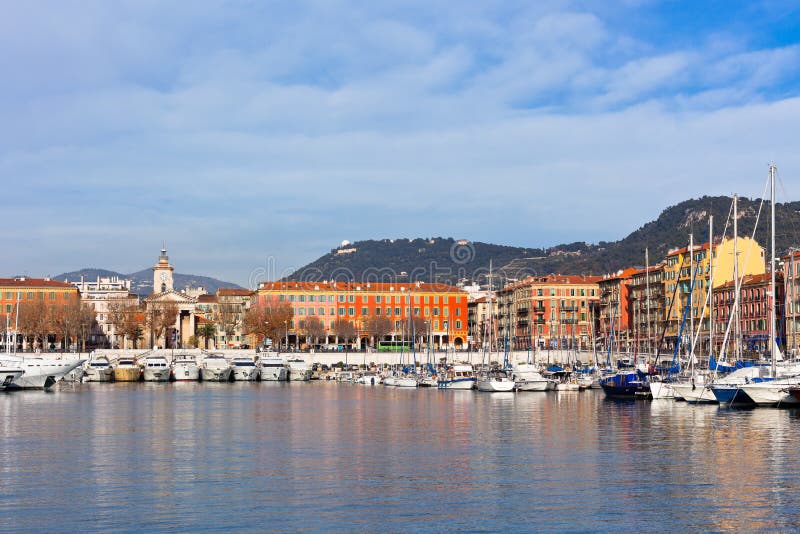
left=0, top=354, right=85, bottom=389
left=287, top=358, right=312, bottom=381
left=437, top=364, right=476, bottom=390
left=511, top=363, right=552, bottom=392
left=355, top=373, right=381, bottom=385
left=739, top=378, right=800, bottom=407
left=201, top=353, right=233, bottom=382
left=113, top=358, right=142, bottom=382
left=258, top=356, right=288, bottom=381
left=142, top=355, right=171, bottom=382
left=231, top=356, right=260, bottom=381
left=0, top=367, right=24, bottom=389
left=476, top=368, right=516, bottom=392
left=84, top=355, right=114, bottom=382
left=171, top=355, right=200, bottom=382
left=394, top=375, right=418, bottom=388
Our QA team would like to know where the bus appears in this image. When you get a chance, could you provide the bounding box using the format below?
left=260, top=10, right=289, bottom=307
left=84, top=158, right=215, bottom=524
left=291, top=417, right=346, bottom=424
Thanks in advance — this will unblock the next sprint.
left=377, top=340, right=412, bottom=352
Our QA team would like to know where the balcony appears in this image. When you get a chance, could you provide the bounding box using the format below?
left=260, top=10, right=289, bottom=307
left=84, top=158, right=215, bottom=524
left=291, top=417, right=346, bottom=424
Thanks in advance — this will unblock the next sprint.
left=562, top=319, right=578, bottom=324
left=533, top=306, right=546, bottom=313
left=517, top=307, right=529, bottom=315
left=561, top=305, right=579, bottom=312
left=517, top=319, right=529, bottom=326
left=533, top=319, right=547, bottom=324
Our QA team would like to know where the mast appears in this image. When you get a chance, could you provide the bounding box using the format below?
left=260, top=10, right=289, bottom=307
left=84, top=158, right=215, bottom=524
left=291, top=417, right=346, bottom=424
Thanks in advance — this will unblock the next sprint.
left=645, top=248, right=652, bottom=362
left=708, top=215, right=714, bottom=358
left=689, top=233, right=694, bottom=361
left=770, top=164, right=777, bottom=378
left=733, top=194, right=741, bottom=361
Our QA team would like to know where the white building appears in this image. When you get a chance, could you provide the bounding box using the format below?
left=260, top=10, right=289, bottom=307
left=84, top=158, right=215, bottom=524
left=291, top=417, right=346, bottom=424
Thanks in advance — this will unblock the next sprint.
left=70, top=275, right=139, bottom=348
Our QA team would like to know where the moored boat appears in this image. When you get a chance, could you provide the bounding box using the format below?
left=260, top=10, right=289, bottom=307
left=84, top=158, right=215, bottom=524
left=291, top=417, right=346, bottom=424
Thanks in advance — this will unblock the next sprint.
left=171, top=355, right=200, bottom=382
left=113, top=358, right=142, bottom=382
left=258, top=356, right=288, bottom=381
left=231, top=356, right=260, bottom=381
left=287, top=358, right=312, bottom=381
left=84, top=356, right=114, bottom=382
left=0, top=367, right=24, bottom=389
left=438, top=363, right=477, bottom=390
left=142, top=355, right=171, bottom=382
left=201, top=353, right=233, bottom=382
left=600, top=371, right=650, bottom=399
left=476, top=368, right=515, bottom=392
left=511, top=363, right=552, bottom=392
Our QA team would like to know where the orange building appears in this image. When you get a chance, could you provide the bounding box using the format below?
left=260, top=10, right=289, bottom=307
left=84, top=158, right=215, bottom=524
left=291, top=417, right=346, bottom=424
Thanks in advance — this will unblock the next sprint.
left=0, top=277, right=81, bottom=350
left=598, top=268, right=639, bottom=352
left=256, top=281, right=468, bottom=349
left=496, top=274, right=602, bottom=351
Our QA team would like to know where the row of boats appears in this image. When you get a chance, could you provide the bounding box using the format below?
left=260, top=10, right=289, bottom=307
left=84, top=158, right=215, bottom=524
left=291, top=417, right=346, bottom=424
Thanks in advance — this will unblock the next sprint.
left=82, top=353, right=314, bottom=383
left=340, top=362, right=595, bottom=392
left=598, top=359, right=800, bottom=407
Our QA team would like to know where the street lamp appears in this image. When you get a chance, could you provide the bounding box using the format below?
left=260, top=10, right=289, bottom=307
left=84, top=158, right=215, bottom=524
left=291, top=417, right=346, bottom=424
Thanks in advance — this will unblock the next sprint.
left=284, top=320, right=288, bottom=353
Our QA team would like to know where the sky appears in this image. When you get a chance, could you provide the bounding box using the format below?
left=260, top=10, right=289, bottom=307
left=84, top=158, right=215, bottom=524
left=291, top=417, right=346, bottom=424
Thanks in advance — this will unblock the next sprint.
left=3, top=0, right=800, bottom=287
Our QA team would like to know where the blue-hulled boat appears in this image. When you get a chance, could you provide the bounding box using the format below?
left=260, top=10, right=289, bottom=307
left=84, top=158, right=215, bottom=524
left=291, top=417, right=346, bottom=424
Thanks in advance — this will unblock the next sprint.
left=600, top=371, right=650, bottom=399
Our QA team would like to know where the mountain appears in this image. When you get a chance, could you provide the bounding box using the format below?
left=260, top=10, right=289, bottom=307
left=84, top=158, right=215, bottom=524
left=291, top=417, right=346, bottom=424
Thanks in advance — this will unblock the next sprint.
left=54, top=268, right=243, bottom=296
left=285, top=196, right=800, bottom=285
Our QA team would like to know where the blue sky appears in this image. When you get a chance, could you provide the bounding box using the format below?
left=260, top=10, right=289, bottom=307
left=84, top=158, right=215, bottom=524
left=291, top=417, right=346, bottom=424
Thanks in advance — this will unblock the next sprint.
left=2, top=1, right=800, bottom=286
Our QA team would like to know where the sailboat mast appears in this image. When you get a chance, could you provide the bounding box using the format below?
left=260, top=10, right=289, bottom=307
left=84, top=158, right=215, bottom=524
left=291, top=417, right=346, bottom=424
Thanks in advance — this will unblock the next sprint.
left=689, top=233, right=694, bottom=360
left=645, top=248, right=652, bottom=362
left=709, top=215, right=714, bottom=358
left=770, top=164, right=777, bottom=378
left=733, top=194, right=741, bottom=361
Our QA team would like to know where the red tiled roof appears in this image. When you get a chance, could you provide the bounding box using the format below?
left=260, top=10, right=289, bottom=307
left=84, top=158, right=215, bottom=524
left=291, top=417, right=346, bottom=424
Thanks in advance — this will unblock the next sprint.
left=197, top=295, right=218, bottom=303
left=258, top=281, right=466, bottom=294
left=715, top=272, right=781, bottom=289
left=0, top=278, right=77, bottom=289
left=217, top=288, right=251, bottom=296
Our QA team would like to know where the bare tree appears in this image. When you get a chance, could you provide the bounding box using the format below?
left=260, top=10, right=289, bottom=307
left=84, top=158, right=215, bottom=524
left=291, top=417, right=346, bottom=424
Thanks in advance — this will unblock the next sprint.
left=300, top=316, right=325, bottom=349
left=214, top=302, right=240, bottom=344
left=110, top=303, right=145, bottom=349
left=333, top=318, right=357, bottom=346
left=365, top=316, right=392, bottom=348
left=147, top=302, right=179, bottom=348
left=244, top=301, right=293, bottom=348
left=18, top=299, right=49, bottom=351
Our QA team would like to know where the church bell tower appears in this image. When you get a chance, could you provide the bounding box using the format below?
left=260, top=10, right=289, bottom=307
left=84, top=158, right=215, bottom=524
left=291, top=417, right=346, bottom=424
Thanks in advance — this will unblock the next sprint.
left=153, top=244, right=174, bottom=293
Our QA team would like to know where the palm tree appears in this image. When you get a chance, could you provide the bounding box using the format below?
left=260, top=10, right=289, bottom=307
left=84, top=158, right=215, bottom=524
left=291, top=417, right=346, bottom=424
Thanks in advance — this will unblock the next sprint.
left=198, top=322, right=217, bottom=349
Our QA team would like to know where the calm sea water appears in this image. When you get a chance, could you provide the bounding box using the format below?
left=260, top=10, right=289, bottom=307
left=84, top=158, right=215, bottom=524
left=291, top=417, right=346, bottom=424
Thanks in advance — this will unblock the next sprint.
left=1, top=382, right=799, bottom=533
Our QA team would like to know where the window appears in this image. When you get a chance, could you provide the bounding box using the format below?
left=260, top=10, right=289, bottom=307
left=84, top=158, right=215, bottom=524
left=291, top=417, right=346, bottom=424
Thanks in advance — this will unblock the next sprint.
left=328, top=296, right=335, bottom=302
left=433, top=308, right=440, bottom=316
left=455, top=320, right=462, bottom=329
left=49, top=292, right=55, bottom=299
left=443, top=308, right=449, bottom=317
left=298, top=308, right=305, bottom=316
left=376, top=296, right=382, bottom=303
left=289, top=295, right=296, bottom=302
left=348, top=295, right=355, bottom=303
left=386, top=307, right=392, bottom=315
left=414, top=307, right=420, bottom=315
left=338, top=307, right=345, bottom=316
left=424, top=296, right=429, bottom=304
left=329, top=308, right=334, bottom=316
left=278, top=294, right=285, bottom=301
left=456, top=296, right=461, bottom=303
left=338, top=295, right=346, bottom=303
left=319, top=307, right=325, bottom=315
left=348, top=307, right=355, bottom=316
left=5, top=304, right=11, bottom=313
left=394, top=307, right=401, bottom=316
left=27, top=292, right=33, bottom=299
left=433, top=296, right=439, bottom=304
left=455, top=308, right=461, bottom=316
left=361, top=307, right=368, bottom=316
left=308, top=308, right=314, bottom=315
left=308, top=295, right=316, bottom=302
left=375, top=308, right=382, bottom=316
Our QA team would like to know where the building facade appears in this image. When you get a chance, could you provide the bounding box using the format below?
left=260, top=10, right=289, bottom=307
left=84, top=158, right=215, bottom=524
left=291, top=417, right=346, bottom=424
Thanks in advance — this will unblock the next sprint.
left=256, top=281, right=468, bottom=349
left=70, top=275, right=139, bottom=348
left=496, top=274, right=601, bottom=351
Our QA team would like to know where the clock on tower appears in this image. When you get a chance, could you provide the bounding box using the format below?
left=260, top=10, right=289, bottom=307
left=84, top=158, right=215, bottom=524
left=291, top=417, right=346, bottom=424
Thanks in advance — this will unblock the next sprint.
left=153, top=245, right=175, bottom=293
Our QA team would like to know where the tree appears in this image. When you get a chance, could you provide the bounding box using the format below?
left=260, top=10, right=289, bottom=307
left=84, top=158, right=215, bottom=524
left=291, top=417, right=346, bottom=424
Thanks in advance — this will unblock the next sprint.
left=244, top=301, right=293, bottom=349
left=300, top=316, right=325, bottom=349
left=17, top=299, right=49, bottom=351
left=146, top=302, right=179, bottom=348
left=411, top=317, right=429, bottom=348
left=109, top=302, right=145, bottom=349
left=333, top=318, right=357, bottom=346
left=364, top=316, right=392, bottom=348
left=198, top=321, right=217, bottom=349
left=214, top=302, right=240, bottom=344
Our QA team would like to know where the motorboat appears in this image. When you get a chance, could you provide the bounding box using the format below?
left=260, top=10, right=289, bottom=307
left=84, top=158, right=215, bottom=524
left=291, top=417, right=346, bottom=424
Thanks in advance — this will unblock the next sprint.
left=0, top=367, right=24, bottom=389
left=600, top=371, right=650, bottom=399
left=231, top=356, right=260, bottom=381
left=382, top=374, right=396, bottom=386
left=201, top=353, right=233, bottom=382
left=417, top=374, right=438, bottom=387
left=171, top=355, right=200, bottom=382
left=113, top=358, right=142, bottom=382
left=142, top=355, right=171, bottom=382
left=287, top=359, right=312, bottom=381
left=355, top=373, right=381, bottom=385
left=84, top=355, right=114, bottom=382
left=476, top=368, right=516, bottom=392
left=510, top=363, right=552, bottom=392
left=394, top=374, right=418, bottom=388
left=258, top=356, right=288, bottom=381
left=708, top=366, right=769, bottom=404
left=739, top=378, right=800, bottom=407
left=556, top=380, right=580, bottom=391
left=437, top=363, right=476, bottom=390
left=0, top=354, right=86, bottom=389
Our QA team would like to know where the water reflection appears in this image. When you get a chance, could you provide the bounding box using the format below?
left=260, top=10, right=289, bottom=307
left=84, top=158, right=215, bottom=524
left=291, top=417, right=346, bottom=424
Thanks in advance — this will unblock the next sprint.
left=1, top=384, right=800, bottom=531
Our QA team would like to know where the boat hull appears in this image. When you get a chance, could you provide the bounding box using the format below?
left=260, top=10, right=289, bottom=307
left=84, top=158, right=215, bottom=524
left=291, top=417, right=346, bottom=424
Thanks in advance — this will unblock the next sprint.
left=394, top=377, right=418, bottom=388
left=233, top=367, right=260, bottom=381
left=113, top=367, right=142, bottom=382
left=0, top=369, right=24, bottom=389
left=288, top=369, right=312, bottom=381
left=201, top=368, right=233, bottom=382
left=84, top=368, right=114, bottom=382
left=476, top=378, right=515, bottom=392
left=2, top=357, right=85, bottom=389
left=739, top=383, right=800, bottom=406
left=260, top=366, right=288, bottom=381
left=649, top=381, right=676, bottom=399
left=601, top=384, right=650, bottom=399
left=671, top=384, right=717, bottom=403
left=171, top=363, right=200, bottom=381
left=143, top=369, right=171, bottom=382
left=438, top=378, right=476, bottom=390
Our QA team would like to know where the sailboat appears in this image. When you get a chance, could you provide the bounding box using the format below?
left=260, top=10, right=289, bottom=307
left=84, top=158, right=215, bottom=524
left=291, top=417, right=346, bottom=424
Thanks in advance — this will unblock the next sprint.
left=739, top=164, right=800, bottom=405
left=476, top=264, right=515, bottom=392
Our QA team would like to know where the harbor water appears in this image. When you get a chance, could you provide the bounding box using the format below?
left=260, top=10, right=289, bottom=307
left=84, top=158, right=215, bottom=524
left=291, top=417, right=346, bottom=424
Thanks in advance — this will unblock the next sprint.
left=2, top=382, right=800, bottom=532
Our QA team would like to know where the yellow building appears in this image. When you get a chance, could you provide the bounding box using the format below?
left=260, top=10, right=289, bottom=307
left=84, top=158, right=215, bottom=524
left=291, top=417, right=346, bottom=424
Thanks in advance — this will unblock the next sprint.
left=663, top=236, right=765, bottom=352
